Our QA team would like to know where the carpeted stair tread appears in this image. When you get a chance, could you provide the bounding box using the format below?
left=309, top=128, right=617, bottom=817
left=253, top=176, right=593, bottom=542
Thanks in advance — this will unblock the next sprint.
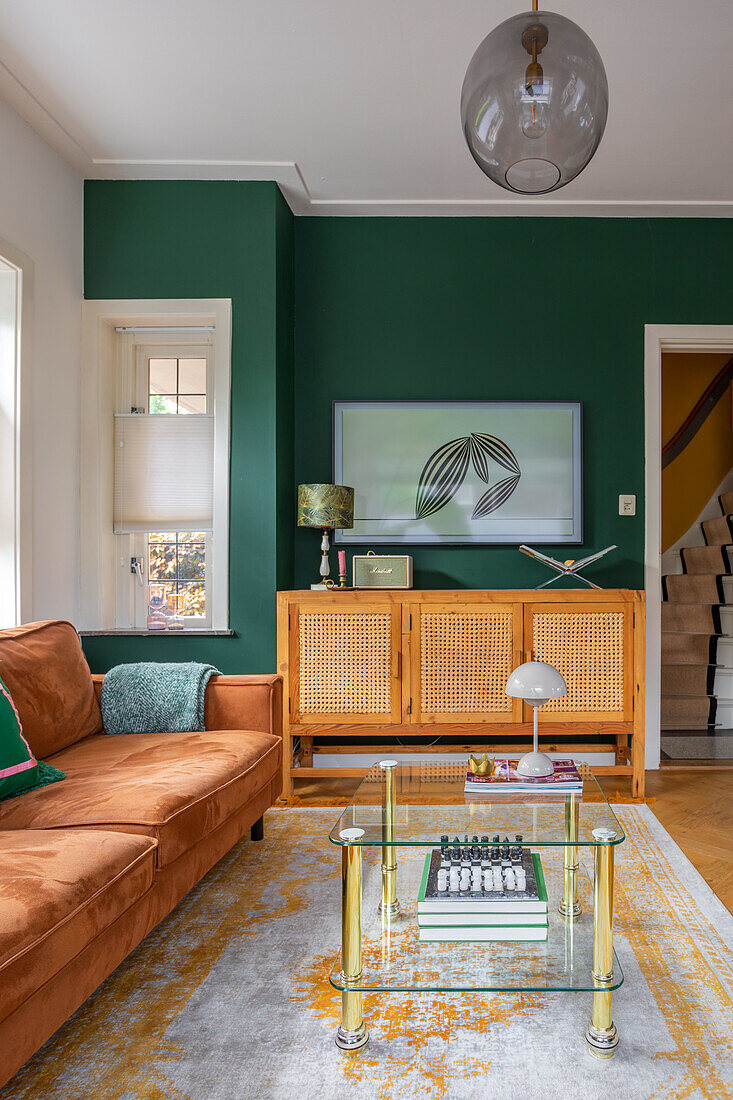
left=720, top=491, right=733, bottom=514
left=703, top=515, right=733, bottom=545
left=681, top=545, right=731, bottom=574
left=661, top=694, right=715, bottom=729
left=664, top=573, right=725, bottom=603
left=661, top=663, right=714, bottom=696
left=661, top=603, right=721, bottom=634
left=662, top=632, right=718, bottom=664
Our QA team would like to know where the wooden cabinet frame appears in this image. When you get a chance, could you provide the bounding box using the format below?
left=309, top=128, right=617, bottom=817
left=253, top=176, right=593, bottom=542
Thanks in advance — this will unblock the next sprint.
left=277, top=589, right=645, bottom=798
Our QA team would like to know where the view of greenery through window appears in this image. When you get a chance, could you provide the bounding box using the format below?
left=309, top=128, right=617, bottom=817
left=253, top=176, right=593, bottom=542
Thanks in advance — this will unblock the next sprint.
left=148, top=532, right=206, bottom=617
left=147, top=356, right=208, bottom=618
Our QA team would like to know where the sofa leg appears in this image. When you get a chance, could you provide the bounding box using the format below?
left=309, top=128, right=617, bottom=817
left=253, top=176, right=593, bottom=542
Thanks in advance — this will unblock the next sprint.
left=250, top=815, right=264, bottom=841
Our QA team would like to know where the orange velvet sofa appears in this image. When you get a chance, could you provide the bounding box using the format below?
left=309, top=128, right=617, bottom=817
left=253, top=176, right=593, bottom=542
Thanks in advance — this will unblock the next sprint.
left=0, top=620, right=282, bottom=1089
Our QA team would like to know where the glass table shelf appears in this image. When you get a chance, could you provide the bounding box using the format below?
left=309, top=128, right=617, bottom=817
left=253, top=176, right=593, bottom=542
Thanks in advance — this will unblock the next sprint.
left=329, top=761, right=623, bottom=848
left=329, top=846, right=623, bottom=994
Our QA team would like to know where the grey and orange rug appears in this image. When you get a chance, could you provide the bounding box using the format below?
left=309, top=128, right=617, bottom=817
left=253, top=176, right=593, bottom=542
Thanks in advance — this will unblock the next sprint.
left=2, top=806, right=732, bottom=1100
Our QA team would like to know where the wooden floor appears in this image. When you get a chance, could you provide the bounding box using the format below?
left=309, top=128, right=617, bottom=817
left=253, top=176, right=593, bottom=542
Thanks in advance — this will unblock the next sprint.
left=284, top=768, right=733, bottom=914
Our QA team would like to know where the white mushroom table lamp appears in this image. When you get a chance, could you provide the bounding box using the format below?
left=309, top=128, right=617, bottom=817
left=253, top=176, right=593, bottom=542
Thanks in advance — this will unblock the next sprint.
left=505, top=661, right=567, bottom=778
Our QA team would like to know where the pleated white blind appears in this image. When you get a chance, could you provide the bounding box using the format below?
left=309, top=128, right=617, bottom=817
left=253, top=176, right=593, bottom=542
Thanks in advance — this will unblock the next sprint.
left=114, top=414, right=214, bottom=533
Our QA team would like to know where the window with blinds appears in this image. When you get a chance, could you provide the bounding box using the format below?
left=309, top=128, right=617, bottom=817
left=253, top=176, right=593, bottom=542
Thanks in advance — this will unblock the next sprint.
left=114, top=340, right=221, bottom=630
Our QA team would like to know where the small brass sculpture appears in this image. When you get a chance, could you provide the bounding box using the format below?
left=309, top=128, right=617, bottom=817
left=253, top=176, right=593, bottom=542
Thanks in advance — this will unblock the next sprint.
left=469, top=753, right=491, bottom=776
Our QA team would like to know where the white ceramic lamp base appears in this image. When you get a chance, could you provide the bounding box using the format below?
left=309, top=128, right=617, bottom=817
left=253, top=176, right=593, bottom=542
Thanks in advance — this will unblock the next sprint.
left=516, top=750, right=555, bottom=778
left=516, top=704, right=555, bottom=778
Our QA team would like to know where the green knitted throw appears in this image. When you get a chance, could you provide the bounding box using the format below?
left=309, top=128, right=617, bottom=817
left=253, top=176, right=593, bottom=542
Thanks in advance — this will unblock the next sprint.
left=100, top=662, right=219, bottom=735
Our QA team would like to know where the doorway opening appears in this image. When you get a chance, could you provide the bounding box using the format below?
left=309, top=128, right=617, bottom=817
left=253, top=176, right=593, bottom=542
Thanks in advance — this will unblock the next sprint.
left=660, top=351, right=733, bottom=764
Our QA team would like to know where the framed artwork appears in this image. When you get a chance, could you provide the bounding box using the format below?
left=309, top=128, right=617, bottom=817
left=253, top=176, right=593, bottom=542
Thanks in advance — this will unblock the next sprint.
left=333, top=400, right=582, bottom=545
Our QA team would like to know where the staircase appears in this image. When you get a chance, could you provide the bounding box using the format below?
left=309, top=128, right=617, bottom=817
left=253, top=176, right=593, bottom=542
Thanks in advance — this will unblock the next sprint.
left=662, top=491, right=733, bottom=755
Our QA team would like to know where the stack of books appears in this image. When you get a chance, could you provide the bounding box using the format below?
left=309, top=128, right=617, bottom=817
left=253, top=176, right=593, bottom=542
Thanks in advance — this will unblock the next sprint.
left=416, top=840, right=548, bottom=943
left=464, top=757, right=583, bottom=796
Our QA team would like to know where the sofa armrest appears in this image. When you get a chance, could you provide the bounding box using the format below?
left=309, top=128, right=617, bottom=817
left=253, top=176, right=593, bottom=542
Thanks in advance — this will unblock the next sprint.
left=204, top=675, right=282, bottom=737
left=91, top=672, right=283, bottom=739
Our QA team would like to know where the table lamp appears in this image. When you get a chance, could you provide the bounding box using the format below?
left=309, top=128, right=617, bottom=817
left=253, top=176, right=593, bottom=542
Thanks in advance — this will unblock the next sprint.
left=505, top=661, right=567, bottom=778
left=297, top=483, right=354, bottom=589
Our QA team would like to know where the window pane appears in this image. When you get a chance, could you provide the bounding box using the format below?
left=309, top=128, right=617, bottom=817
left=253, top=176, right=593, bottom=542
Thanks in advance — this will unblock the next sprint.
left=148, top=542, right=176, bottom=581
left=177, top=394, right=206, bottom=415
left=178, top=543, right=205, bottom=580
left=178, top=358, right=207, bottom=394
left=149, top=358, right=177, bottom=395
left=146, top=532, right=206, bottom=621
left=178, top=581, right=205, bottom=617
left=150, top=394, right=177, bottom=414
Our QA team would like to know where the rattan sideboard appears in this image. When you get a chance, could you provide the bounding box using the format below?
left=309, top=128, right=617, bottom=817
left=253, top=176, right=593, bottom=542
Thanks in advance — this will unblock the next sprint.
left=276, top=589, right=646, bottom=797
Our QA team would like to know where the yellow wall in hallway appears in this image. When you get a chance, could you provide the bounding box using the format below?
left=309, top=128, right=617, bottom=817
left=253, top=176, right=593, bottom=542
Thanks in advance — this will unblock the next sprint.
left=662, top=352, right=733, bottom=552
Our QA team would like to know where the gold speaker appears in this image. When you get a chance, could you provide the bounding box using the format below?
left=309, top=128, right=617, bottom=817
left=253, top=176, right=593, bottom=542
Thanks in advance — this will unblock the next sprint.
left=352, top=552, right=413, bottom=589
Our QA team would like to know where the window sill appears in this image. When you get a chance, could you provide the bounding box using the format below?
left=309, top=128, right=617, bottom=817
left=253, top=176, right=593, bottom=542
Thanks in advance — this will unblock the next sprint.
left=79, top=629, right=236, bottom=637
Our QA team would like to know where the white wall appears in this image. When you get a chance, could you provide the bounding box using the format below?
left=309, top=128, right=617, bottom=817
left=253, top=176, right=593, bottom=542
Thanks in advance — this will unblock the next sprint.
left=0, top=97, right=82, bottom=622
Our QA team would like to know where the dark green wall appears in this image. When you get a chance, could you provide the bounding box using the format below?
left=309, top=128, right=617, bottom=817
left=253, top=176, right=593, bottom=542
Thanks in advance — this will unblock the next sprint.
left=294, top=217, right=733, bottom=590
left=83, top=180, right=293, bottom=673
left=82, top=187, right=733, bottom=671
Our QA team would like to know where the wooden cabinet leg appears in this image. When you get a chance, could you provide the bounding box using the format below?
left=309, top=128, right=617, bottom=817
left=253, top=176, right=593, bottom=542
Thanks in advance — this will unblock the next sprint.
left=283, top=728, right=293, bottom=798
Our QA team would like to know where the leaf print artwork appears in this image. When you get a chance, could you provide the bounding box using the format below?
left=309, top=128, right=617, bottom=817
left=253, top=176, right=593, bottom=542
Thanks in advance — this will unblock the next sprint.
left=415, top=437, right=472, bottom=519
left=416, top=432, right=521, bottom=519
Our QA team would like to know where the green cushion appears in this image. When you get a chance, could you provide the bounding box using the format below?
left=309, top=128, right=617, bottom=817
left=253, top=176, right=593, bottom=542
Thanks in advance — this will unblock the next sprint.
left=0, top=674, right=64, bottom=801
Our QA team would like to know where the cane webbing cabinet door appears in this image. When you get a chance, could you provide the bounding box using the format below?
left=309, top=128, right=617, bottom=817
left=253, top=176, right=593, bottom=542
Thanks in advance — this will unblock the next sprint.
left=288, top=601, right=402, bottom=726
left=524, top=602, right=634, bottom=722
left=411, top=602, right=523, bottom=724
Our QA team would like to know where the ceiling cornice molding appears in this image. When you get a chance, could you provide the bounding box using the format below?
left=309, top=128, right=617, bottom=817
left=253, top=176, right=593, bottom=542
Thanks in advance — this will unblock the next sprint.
left=0, top=63, right=731, bottom=217
left=89, top=165, right=733, bottom=216
left=0, top=56, right=91, bottom=175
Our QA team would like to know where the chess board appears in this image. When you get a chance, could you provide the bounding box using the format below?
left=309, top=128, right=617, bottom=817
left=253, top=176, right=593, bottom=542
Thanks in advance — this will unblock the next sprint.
left=423, top=848, right=540, bottom=903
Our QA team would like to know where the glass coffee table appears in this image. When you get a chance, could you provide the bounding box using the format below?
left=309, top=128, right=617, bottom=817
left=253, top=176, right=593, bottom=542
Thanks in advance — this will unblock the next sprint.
left=329, top=760, right=623, bottom=1059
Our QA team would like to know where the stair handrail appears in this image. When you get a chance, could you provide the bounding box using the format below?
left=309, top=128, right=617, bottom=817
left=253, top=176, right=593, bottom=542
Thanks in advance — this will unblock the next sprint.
left=662, top=356, right=733, bottom=469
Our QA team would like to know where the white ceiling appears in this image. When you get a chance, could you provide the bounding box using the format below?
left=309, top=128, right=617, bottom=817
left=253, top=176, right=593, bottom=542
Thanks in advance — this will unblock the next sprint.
left=0, top=0, right=731, bottom=215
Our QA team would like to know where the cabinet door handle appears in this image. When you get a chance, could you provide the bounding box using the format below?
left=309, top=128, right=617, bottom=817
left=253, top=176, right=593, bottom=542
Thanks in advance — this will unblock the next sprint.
left=392, top=649, right=401, bottom=681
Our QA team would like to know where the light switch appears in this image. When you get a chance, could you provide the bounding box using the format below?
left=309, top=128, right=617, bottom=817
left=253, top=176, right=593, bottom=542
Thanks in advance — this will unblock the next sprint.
left=619, top=494, right=636, bottom=516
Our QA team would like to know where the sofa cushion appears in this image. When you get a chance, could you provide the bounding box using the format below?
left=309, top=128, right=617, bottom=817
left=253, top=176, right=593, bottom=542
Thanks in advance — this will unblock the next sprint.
left=0, top=729, right=281, bottom=868
left=0, top=675, right=38, bottom=799
left=0, top=621, right=102, bottom=758
left=0, top=829, right=156, bottom=1025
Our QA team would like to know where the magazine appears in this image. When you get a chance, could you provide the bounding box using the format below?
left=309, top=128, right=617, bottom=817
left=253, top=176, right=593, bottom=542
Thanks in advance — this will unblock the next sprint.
left=464, top=757, right=582, bottom=794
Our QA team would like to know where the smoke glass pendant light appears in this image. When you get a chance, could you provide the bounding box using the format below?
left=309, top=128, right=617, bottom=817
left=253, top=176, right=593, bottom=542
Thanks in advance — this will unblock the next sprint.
left=461, top=1, right=608, bottom=194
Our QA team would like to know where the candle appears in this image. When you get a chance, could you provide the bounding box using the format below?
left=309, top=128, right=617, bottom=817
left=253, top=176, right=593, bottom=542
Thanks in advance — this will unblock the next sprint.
left=338, top=550, right=346, bottom=577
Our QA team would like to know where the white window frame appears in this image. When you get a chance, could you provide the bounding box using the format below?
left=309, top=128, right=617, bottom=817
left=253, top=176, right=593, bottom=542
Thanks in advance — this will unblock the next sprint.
left=0, top=238, right=33, bottom=627
left=81, top=300, right=231, bottom=632
left=130, top=338, right=213, bottom=629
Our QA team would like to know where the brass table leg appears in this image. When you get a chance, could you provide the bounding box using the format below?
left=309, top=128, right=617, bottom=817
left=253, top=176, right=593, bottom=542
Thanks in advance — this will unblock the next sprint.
left=336, top=828, right=369, bottom=1051
left=559, top=792, right=581, bottom=922
left=378, top=760, right=401, bottom=920
left=586, top=827, right=619, bottom=1059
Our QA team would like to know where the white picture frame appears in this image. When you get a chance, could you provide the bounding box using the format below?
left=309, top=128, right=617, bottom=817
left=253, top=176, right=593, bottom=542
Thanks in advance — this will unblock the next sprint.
left=333, top=400, right=583, bottom=545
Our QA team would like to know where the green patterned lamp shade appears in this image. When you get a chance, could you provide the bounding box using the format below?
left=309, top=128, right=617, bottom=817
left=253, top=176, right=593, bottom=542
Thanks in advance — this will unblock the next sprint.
left=297, top=484, right=354, bottom=530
